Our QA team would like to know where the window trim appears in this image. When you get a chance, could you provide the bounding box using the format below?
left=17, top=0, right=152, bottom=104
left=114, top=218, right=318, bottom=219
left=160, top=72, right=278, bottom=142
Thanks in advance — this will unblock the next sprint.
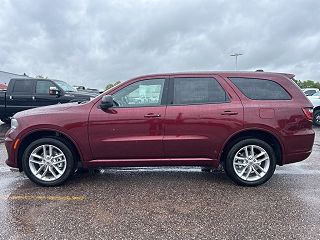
left=110, top=78, right=169, bottom=108
left=167, top=77, right=231, bottom=106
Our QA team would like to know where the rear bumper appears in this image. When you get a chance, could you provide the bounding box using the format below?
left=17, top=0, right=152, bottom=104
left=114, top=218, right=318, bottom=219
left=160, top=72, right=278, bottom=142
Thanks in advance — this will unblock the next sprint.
left=282, top=129, right=315, bottom=165
left=283, top=150, right=312, bottom=165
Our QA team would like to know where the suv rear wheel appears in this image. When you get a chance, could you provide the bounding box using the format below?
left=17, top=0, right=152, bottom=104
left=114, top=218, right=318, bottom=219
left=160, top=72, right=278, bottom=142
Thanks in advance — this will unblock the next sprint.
left=224, top=138, right=276, bottom=186
left=22, top=137, right=75, bottom=186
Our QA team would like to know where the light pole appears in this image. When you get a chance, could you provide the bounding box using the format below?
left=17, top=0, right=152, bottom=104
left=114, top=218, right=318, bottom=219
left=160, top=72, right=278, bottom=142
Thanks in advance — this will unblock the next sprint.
left=230, top=53, right=243, bottom=70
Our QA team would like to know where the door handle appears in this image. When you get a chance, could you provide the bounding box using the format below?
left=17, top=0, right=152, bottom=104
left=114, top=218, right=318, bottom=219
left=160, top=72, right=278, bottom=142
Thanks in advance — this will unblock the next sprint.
left=32, top=96, right=36, bottom=100
left=144, top=113, right=161, bottom=118
left=221, top=111, right=238, bottom=116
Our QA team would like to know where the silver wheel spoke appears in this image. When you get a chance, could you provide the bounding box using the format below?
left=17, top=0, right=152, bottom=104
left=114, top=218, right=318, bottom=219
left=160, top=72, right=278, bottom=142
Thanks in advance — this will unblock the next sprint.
left=255, top=151, right=266, bottom=159
left=41, top=166, right=49, bottom=178
left=250, top=145, right=254, bottom=157
left=256, top=157, right=269, bottom=164
left=255, top=164, right=267, bottom=173
left=31, top=153, right=44, bottom=160
left=239, top=165, right=249, bottom=177
left=52, top=165, right=63, bottom=175
left=235, top=156, right=247, bottom=161
left=42, top=145, right=47, bottom=158
left=52, top=160, right=66, bottom=165
left=245, top=166, right=252, bottom=180
left=30, top=159, right=44, bottom=165
left=35, top=164, right=45, bottom=175
left=49, top=167, right=58, bottom=179
left=52, top=154, right=64, bottom=159
left=49, top=145, right=53, bottom=157
left=244, top=147, right=249, bottom=158
left=252, top=165, right=261, bottom=177
left=234, top=162, right=247, bottom=167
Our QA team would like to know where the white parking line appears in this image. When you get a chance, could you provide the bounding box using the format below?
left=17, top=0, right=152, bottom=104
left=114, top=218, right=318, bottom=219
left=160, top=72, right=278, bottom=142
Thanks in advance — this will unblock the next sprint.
left=0, top=167, right=12, bottom=173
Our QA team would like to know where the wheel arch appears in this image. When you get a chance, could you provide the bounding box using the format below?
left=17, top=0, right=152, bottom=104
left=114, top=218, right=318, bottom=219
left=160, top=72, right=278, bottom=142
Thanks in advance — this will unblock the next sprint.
left=17, top=129, right=82, bottom=171
left=219, top=129, right=283, bottom=166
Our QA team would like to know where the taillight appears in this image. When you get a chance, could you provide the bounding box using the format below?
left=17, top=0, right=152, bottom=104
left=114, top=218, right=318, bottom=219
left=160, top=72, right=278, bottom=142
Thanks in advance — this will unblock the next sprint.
left=302, top=107, right=313, bottom=121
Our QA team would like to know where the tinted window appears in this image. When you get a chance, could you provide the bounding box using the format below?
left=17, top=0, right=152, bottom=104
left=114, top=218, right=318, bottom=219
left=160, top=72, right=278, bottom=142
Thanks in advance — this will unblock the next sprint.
left=12, top=79, right=34, bottom=93
left=312, top=92, right=320, bottom=96
left=36, top=80, right=55, bottom=94
left=304, top=90, right=316, bottom=96
left=173, top=77, right=229, bottom=105
left=229, top=78, right=291, bottom=100
left=113, top=78, right=165, bottom=107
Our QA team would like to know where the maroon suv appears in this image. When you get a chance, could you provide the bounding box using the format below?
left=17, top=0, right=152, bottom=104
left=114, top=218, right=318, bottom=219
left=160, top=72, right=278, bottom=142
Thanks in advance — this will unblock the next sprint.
left=4, top=71, right=315, bottom=186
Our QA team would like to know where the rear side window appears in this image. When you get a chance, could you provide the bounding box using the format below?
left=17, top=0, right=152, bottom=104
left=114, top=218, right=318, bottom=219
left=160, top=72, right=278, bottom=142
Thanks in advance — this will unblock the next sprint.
left=12, top=79, right=34, bottom=93
left=173, top=77, right=229, bottom=105
left=229, top=78, right=291, bottom=100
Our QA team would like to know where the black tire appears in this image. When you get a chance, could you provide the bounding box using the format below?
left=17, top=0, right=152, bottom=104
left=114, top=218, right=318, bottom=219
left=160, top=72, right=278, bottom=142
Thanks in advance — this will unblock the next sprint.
left=224, top=138, right=276, bottom=186
left=1, top=118, right=11, bottom=124
left=22, top=137, right=75, bottom=187
left=313, top=110, right=320, bottom=126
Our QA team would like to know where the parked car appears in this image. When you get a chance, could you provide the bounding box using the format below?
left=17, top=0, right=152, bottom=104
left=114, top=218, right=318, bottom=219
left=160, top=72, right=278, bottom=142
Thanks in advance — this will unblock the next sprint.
left=0, top=78, right=97, bottom=124
left=0, top=83, right=7, bottom=91
left=307, top=91, right=320, bottom=126
left=302, top=88, right=319, bottom=96
left=5, top=71, right=315, bottom=187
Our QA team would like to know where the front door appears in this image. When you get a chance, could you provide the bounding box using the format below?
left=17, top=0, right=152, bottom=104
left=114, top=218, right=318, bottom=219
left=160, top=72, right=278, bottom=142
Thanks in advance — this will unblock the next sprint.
left=89, top=78, right=168, bottom=160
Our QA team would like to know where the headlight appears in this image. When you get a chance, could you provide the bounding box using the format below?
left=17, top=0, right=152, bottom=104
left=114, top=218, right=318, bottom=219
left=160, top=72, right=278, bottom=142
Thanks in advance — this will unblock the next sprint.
left=11, top=118, right=19, bottom=129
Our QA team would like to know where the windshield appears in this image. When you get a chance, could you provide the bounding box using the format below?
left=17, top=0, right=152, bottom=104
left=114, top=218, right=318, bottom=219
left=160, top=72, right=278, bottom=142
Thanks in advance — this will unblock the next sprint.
left=54, top=80, right=76, bottom=92
left=312, top=92, right=320, bottom=96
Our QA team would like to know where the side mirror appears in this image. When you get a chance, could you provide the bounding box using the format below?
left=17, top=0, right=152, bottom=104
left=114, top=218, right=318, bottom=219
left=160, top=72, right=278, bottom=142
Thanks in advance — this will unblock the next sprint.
left=100, top=95, right=114, bottom=109
left=49, top=86, right=60, bottom=96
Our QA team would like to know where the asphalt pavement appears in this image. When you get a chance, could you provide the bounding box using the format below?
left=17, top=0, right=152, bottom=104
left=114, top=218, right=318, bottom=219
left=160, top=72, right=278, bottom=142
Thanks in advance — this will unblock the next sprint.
left=0, top=122, right=320, bottom=240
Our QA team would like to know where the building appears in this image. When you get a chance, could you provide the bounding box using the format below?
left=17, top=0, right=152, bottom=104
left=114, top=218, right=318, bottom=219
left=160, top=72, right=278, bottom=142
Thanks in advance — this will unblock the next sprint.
left=0, top=70, right=30, bottom=85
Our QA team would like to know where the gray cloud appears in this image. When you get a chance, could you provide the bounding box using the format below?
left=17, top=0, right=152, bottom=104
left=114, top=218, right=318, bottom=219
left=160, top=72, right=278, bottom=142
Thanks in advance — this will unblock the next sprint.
left=0, top=0, right=319, bottom=88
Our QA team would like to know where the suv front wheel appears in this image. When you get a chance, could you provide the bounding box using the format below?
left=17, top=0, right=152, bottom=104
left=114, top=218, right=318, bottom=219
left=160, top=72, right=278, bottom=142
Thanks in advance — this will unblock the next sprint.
left=22, top=137, right=75, bottom=186
left=224, top=139, right=277, bottom=186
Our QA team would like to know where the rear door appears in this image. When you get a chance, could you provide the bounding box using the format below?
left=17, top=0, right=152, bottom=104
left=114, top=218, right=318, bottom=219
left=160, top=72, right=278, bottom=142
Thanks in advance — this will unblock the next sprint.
left=163, top=74, right=243, bottom=164
left=6, top=79, right=36, bottom=117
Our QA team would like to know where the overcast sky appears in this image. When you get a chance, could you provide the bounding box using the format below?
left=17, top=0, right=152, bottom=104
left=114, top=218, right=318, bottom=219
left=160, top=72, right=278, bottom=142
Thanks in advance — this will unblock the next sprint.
left=0, top=0, right=319, bottom=88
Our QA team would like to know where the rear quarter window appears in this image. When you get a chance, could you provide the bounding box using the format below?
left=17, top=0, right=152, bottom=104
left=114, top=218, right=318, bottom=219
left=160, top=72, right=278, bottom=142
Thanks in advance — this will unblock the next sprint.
left=229, top=77, right=291, bottom=100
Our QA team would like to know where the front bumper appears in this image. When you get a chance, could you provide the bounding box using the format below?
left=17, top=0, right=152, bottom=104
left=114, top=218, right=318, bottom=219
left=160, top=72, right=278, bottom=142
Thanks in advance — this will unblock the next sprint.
left=4, top=129, right=19, bottom=169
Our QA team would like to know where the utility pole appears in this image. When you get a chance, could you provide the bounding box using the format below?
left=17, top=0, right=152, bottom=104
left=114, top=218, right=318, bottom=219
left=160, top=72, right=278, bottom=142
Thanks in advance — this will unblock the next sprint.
left=230, top=53, right=243, bottom=70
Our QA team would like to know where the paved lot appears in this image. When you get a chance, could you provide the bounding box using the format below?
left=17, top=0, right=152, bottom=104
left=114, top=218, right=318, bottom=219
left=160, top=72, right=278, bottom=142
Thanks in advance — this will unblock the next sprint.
left=0, top=122, right=320, bottom=239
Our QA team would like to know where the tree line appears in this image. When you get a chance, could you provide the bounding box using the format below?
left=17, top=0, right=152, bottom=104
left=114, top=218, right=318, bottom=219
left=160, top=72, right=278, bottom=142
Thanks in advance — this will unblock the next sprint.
left=293, top=79, right=320, bottom=89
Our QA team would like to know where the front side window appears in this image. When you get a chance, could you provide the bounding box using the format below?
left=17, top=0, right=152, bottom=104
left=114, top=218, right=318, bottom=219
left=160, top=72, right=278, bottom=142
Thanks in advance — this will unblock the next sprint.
left=229, top=78, right=291, bottom=100
left=36, top=80, right=55, bottom=94
left=12, top=79, right=34, bottom=93
left=173, top=77, right=229, bottom=105
left=113, top=78, right=165, bottom=107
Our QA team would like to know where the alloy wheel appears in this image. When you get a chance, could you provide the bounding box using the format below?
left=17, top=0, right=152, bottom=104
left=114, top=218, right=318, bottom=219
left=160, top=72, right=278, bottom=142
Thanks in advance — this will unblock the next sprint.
left=233, top=144, right=270, bottom=182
